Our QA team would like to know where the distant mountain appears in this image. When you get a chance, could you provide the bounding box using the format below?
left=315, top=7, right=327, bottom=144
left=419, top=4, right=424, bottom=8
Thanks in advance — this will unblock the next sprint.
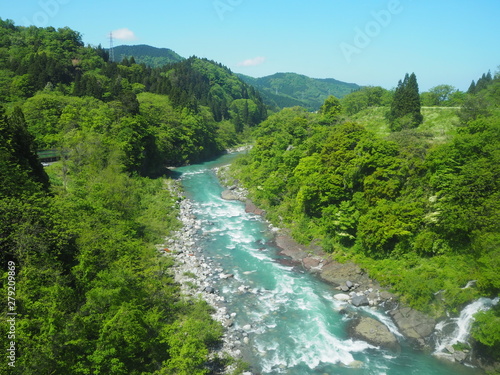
left=238, top=72, right=360, bottom=111
left=112, top=44, right=184, bottom=67
left=111, top=45, right=359, bottom=110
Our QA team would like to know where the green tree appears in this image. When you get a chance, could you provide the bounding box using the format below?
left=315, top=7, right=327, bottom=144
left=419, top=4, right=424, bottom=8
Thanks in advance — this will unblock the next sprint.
left=319, top=95, right=342, bottom=123
left=387, top=73, right=423, bottom=131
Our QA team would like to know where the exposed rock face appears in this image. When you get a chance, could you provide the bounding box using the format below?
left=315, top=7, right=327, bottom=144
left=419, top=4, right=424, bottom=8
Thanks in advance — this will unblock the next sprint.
left=350, top=317, right=400, bottom=351
left=319, top=261, right=367, bottom=286
left=389, top=307, right=436, bottom=348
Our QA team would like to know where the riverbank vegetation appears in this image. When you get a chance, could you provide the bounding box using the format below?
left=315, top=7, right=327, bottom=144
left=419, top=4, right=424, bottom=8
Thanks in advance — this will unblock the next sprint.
left=1, top=17, right=498, bottom=371
left=0, top=20, right=264, bottom=374
left=231, top=71, right=500, bottom=360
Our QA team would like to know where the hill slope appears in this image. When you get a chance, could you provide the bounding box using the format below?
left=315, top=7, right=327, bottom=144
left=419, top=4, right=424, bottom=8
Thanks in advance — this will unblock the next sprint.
left=238, top=72, right=360, bottom=110
left=113, top=44, right=184, bottom=66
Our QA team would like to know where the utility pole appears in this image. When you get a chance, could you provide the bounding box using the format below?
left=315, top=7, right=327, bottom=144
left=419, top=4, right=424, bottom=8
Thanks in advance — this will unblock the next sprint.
left=109, top=32, right=115, bottom=62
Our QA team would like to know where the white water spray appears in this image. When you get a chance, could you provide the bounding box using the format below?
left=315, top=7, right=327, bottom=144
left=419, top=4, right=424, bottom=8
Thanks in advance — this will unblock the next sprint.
left=435, top=297, right=499, bottom=353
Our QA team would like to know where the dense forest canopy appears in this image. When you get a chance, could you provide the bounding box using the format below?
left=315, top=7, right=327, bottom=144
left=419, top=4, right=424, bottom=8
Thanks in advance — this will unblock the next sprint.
left=0, top=19, right=267, bottom=173
left=232, top=70, right=500, bottom=361
left=112, top=44, right=185, bottom=67
left=238, top=72, right=359, bottom=111
left=0, top=19, right=267, bottom=374
left=0, top=17, right=499, bottom=373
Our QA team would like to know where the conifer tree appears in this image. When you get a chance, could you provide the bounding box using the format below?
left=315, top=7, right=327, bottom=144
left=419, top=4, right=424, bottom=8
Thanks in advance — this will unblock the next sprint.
left=467, top=80, right=476, bottom=94
left=387, top=72, right=423, bottom=131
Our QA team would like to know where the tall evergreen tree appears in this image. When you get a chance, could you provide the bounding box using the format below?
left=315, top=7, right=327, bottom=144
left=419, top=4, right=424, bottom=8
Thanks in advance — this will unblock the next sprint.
left=387, top=72, right=423, bottom=131
left=467, top=80, right=476, bottom=94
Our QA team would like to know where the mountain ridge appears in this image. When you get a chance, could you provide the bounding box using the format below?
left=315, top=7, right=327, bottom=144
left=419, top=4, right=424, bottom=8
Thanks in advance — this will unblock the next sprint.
left=237, top=71, right=360, bottom=110
left=110, top=44, right=360, bottom=110
left=112, top=44, right=184, bottom=67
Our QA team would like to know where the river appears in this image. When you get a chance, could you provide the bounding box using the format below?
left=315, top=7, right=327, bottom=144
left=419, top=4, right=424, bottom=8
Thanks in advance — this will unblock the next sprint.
left=173, top=153, right=483, bottom=375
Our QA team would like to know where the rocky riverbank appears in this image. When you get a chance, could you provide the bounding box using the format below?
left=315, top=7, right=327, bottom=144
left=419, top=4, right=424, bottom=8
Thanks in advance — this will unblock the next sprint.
left=159, top=183, right=253, bottom=375
left=215, top=164, right=438, bottom=353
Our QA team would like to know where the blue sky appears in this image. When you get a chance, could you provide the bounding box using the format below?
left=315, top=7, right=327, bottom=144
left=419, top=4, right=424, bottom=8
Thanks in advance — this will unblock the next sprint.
left=2, top=0, right=499, bottom=91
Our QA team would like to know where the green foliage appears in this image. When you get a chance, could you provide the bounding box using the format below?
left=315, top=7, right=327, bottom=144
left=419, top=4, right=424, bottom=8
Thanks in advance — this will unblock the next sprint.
left=113, top=44, right=184, bottom=66
left=319, top=95, right=342, bottom=123
left=387, top=73, right=423, bottom=131
left=238, top=72, right=360, bottom=111
left=420, top=84, right=464, bottom=107
left=341, top=86, right=392, bottom=116
left=0, top=20, right=242, bottom=374
left=232, top=70, right=500, bottom=332
left=472, top=304, right=500, bottom=361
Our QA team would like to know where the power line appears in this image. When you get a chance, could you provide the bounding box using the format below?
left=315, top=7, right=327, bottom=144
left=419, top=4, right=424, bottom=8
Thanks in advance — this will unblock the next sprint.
left=109, top=32, right=114, bottom=62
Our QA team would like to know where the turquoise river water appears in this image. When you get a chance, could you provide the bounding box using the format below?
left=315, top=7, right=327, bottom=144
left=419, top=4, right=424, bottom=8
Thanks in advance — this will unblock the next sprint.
left=174, top=153, right=483, bottom=375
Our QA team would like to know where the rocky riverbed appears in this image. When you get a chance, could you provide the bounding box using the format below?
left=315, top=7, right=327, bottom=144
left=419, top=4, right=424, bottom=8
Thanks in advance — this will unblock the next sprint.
left=160, top=164, right=485, bottom=373
left=215, top=165, right=439, bottom=352
left=159, top=193, right=254, bottom=375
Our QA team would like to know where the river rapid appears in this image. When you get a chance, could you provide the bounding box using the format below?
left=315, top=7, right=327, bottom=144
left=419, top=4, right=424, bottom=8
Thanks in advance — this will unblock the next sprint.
left=171, top=153, right=483, bottom=375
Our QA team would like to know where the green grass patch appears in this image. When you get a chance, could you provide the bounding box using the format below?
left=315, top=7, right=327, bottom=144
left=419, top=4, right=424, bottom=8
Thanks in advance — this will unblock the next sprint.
left=419, top=107, right=460, bottom=143
left=349, top=106, right=460, bottom=143
left=340, top=251, right=481, bottom=316
left=350, top=107, right=390, bottom=138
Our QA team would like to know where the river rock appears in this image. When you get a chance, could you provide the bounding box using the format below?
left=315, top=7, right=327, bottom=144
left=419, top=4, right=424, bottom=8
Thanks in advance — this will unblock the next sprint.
left=204, top=286, right=215, bottom=294
left=245, top=200, right=265, bottom=215
left=434, top=352, right=456, bottom=362
left=319, top=261, right=369, bottom=287
left=275, top=234, right=309, bottom=260
left=348, top=360, right=364, bottom=369
left=350, top=317, right=399, bottom=351
left=351, top=295, right=370, bottom=307
left=334, top=293, right=351, bottom=302
left=380, top=291, right=397, bottom=301
left=302, top=257, right=321, bottom=270
left=389, top=306, right=436, bottom=348
left=454, top=350, right=468, bottom=363
left=221, top=189, right=240, bottom=201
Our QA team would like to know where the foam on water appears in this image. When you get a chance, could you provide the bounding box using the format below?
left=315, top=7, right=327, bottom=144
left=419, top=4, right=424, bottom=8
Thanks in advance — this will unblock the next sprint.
left=175, top=156, right=485, bottom=375
left=435, top=297, right=499, bottom=352
left=361, top=306, right=404, bottom=338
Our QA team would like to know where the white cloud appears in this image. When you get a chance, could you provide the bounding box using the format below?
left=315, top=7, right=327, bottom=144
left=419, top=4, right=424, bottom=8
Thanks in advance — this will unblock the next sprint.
left=111, top=28, right=138, bottom=41
left=237, top=56, right=266, bottom=67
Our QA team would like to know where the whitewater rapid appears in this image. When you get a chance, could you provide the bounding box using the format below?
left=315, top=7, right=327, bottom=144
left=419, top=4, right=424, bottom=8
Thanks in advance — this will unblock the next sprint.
left=173, top=153, right=487, bottom=375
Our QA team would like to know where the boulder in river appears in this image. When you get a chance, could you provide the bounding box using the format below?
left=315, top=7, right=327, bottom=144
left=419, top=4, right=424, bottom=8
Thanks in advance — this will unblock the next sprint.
left=350, top=317, right=400, bottom=351
left=334, top=293, right=351, bottom=302
left=221, top=189, right=240, bottom=201
left=389, top=306, right=436, bottom=348
left=245, top=200, right=265, bottom=215
left=351, top=295, right=370, bottom=307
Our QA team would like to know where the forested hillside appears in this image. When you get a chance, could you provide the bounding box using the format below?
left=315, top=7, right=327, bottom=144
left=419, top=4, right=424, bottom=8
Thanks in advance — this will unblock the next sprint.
left=238, top=72, right=359, bottom=111
left=232, top=72, right=500, bottom=360
left=113, top=44, right=184, bottom=67
left=0, top=19, right=263, bottom=374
